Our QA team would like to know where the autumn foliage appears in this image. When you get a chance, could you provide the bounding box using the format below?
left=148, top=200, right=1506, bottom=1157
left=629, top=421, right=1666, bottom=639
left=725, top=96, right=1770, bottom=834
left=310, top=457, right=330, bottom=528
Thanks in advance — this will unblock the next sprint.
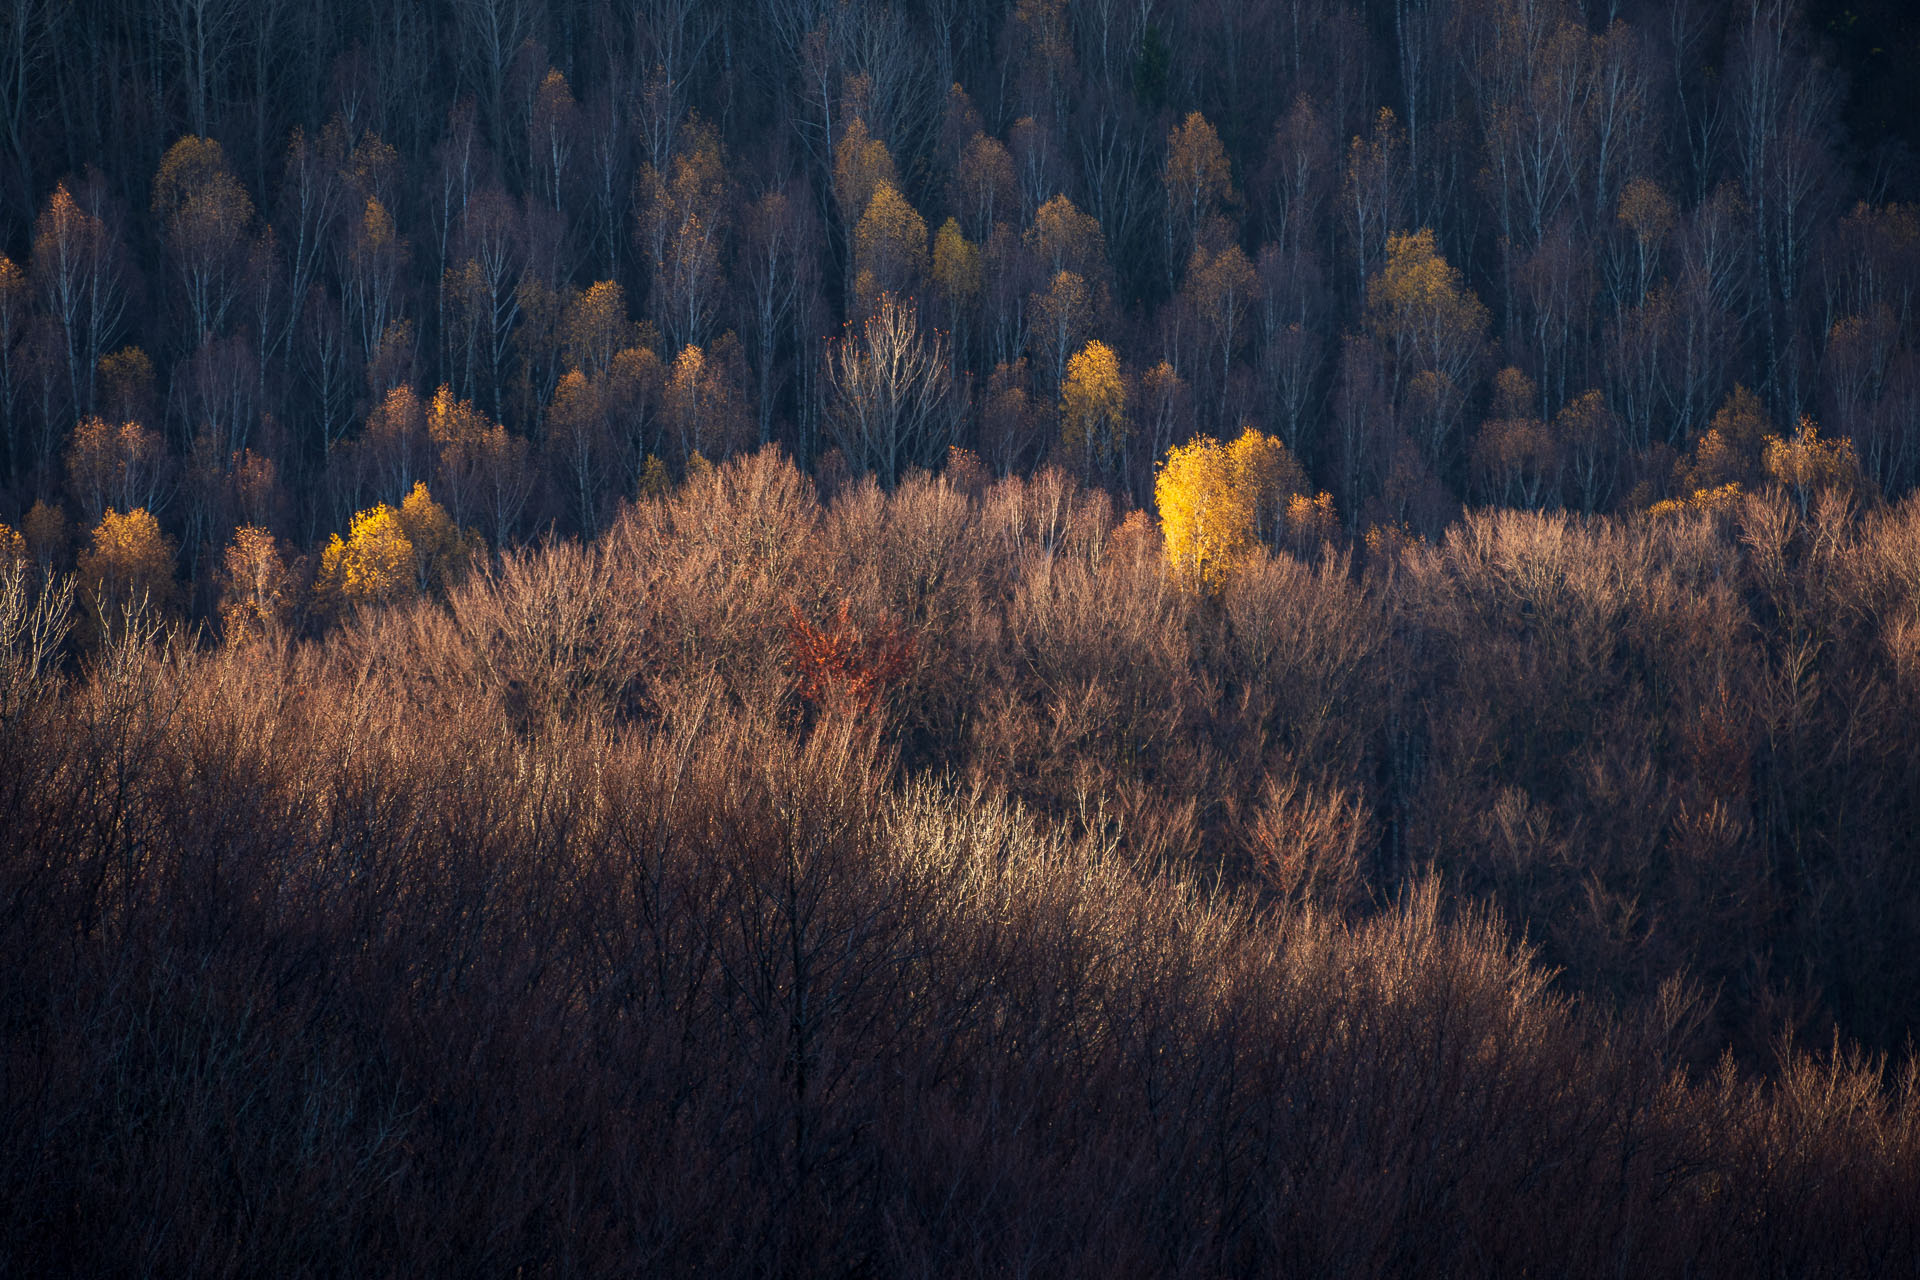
left=785, top=598, right=915, bottom=716
left=7, top=0, right=1920, bottom=1267
left=4, top=449, right=1920, bottom=1275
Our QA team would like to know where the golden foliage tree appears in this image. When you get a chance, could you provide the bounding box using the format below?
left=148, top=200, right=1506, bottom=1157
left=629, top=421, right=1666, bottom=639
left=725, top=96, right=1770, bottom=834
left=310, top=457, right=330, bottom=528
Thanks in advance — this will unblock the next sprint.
left=1764, top=418, right=1862, bottom=515
left=396, top=481, right=478, bottom=591
left=833, top=116, right=898, bottom=228
left=1164, top=112, right=1234, bottom=282
left=1156, top=433, right=1244, bottom=591
left=0, top=521, right=25, bottom=569
left=562, top=280, right=632, bottom=377
left=1366, top=227, right=1489, bottom=461
left=1228, top=425, right=1308, bottom=543
left=314, top=502, right=414, bottom=611
left=1060, top=339, right=1128, bottom=477
left=1029, top=268, right=1093, bottom=394
left=428, top=383, right=530, bottom=538
left=1026, top=193, right=1108, bottom=285
left=852, top=181, right=928, bottom=307
left=78, top=507, right=176, bottom=618
left=932, top=217, right=981, bottom=301
left=1155, top=426, right=1305, bottom=589
left=315, top=483, right=477, bottom=612
left=662, top=340, right=749, bottom=468
left=1666, top=385, right=1778, bottom=503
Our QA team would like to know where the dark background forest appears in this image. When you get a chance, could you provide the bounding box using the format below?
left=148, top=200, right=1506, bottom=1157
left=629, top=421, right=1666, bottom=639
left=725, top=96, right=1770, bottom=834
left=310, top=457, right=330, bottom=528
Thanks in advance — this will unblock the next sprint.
left=6, top=0, right=1920, bottom=558
left=6, top=0, right=1920, bottom=1274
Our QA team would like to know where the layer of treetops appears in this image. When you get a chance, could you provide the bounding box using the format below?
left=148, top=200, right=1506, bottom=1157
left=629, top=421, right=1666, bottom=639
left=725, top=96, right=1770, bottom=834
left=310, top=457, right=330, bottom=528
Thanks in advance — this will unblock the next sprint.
left=6, top=0, right=1920, bottom=1273
left=5, top=0, right=1920, bottom=582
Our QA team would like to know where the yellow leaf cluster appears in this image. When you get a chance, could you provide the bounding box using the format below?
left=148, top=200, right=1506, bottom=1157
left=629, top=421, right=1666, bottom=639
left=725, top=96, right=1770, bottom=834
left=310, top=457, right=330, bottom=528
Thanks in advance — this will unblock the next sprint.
left=834, top=116, right=897, bottom=225
left=1284, top=491, right=1340, bottom=548
left=316, top=503, right=413, bottom=609
left=1369, top=229, right=1483, bottom=327
left=1764, top=418, right=1861, bottom=511
left=1060, top=339, right=1128, bottom=463
left=152, top=136, right=253, bottom=232
left=1164, top=112, right=1234, bottom=212
left=78, top=507, right=176, bottom=612
left=931, top=219, right=982, bottom=302
left=315, top=483, right=477, bottom=612
left=1154, top=427, right=1305, bottom=591
left=1027, top=194, right=1107, bottom=281
left=1649, top=483, right=1745, bottom=519
left=853, top=182, right=928, bottom=304
left=637, top=454, right=672, bottom=499
left=562, top=280, right=632, bottom=376
left=428, top=384, right=489, bottom=447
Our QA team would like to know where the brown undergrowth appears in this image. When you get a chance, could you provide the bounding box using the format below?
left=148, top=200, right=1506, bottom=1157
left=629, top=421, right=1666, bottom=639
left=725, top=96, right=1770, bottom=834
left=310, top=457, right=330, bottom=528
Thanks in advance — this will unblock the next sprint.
left=3, top=449, right=1918, bottom=1275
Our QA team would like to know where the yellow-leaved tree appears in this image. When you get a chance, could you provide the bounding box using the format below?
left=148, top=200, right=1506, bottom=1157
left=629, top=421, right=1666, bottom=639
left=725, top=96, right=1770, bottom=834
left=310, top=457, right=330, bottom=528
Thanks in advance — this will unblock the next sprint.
left=0, top=520, right=25, bottom=568
left=1060, top=339, right=1128, bottom=479
left=1764, top=418, right=1861, bottom=515
left=77, top=507, right=177, bottom=623
left=852, top=181, right=928, bottom=307
left=1366, top=228, right=1489, bottom=463
left=314, top=483, right=478, bottom=613
left=1154, top=426, right=1306, bottom=590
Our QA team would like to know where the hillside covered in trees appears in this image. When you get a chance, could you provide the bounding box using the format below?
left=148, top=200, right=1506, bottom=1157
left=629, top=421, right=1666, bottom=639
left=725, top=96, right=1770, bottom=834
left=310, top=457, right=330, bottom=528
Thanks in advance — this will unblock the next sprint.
left=6, top=0, right=1920, bottom=1274
left=5, top=0, right=1920, bottom=560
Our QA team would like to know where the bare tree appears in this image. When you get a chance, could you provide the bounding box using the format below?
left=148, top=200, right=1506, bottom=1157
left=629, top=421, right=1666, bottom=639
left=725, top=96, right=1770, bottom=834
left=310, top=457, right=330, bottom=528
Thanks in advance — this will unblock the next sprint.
left=826, top=293, right=959, bottom=487
left=451, top=0, right=536, bottom=153
left=741, top=183, right=820, bottom=446
left=156, top=0, right=247, bottom=137
left=31, top=182, right=127, bottom=424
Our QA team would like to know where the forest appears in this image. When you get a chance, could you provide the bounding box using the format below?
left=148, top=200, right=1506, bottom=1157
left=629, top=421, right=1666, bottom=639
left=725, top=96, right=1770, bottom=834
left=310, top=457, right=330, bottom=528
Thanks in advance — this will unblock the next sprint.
left=5, top=0, right=1920, bottom=1273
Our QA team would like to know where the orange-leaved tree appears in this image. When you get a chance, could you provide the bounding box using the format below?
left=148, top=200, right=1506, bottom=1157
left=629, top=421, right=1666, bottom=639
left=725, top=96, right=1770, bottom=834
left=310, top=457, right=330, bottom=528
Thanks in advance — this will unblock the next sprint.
left=785, top=599, right=914, bottom=718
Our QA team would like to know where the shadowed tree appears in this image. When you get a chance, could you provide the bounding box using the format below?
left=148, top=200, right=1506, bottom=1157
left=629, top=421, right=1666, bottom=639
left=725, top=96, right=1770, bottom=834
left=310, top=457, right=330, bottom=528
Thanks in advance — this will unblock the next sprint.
left=740, top=184, right=821, bottom=447
left=638, top=123, right=732, bottom=352
left=32, top=183, right=126, bottom=425
left=0, top=254, right=26, bottom=476
left=154, top=136, right=256, bottom=345
left=1163, top=111, right=1234, bottom=291
left=826, top=293, right=958, bottom=487
left=1367, top=228, right=1490, bottom=466
left=66, top=417, right=171, bottom=523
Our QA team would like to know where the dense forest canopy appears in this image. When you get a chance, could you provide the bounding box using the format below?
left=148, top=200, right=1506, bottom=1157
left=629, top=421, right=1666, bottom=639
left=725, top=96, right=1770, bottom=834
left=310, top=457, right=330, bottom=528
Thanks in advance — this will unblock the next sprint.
left=4, top=0, right=1920, bottom=583
left=8, top=1, right=1920, bottom=1274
